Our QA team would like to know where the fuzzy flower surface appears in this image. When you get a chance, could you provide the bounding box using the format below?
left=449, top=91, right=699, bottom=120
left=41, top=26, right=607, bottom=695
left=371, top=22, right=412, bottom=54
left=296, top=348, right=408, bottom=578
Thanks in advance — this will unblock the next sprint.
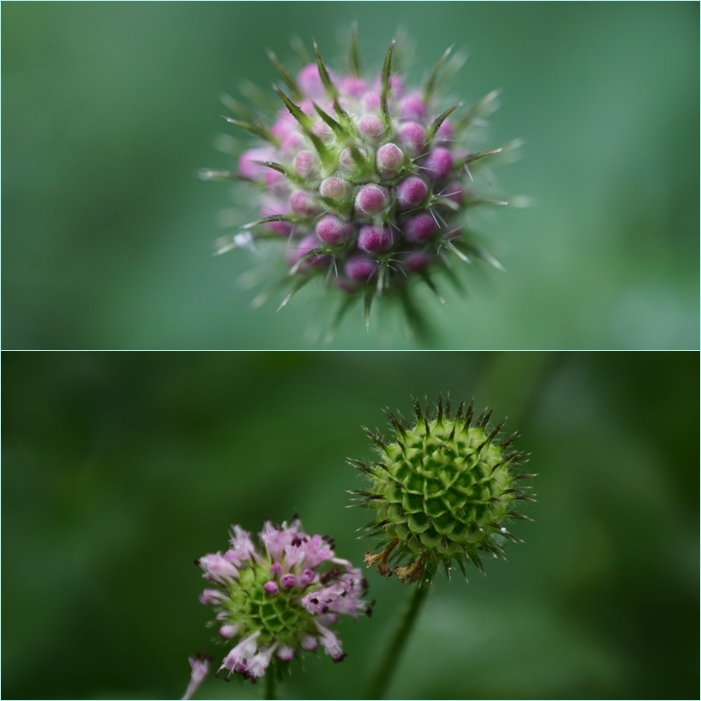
left=350, top=396, right=535, bottom=583
left=196, top=518, right=371, bottom=681
left=204, top=32, right=516, bottom=332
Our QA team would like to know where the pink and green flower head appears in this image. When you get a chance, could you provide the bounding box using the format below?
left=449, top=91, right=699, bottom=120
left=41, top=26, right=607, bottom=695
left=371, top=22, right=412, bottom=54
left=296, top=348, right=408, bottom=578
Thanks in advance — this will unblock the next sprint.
left=203, top=29, right=518, bottom=335
left=195, top=518, right=372, bottom=683
left=350, top=395, right=535, bottom=583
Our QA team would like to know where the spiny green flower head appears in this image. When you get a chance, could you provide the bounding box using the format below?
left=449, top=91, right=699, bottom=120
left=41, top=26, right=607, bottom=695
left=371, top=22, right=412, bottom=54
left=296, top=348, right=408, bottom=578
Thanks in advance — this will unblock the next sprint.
left=349, top=396, right=535, bottom=584
left=203, top=29, right=518, bottom=335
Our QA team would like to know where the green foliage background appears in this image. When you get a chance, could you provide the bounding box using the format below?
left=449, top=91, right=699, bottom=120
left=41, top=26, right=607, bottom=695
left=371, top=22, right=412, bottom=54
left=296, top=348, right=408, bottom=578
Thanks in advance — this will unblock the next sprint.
left=2, top=2, right=699, bottom=349
left=2, top=351, right=698, bottom=699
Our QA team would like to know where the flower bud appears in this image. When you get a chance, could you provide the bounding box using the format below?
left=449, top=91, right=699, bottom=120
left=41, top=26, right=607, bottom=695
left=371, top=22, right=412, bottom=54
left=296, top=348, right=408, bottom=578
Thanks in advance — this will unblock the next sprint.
left=289, top=190, right=322, bottom=217
left=358, top=115, right=385, bottom=141
left=396, top=176, right=428, bottom=210
left=403, top=213, right=437, bottom=242
left=376, top=143, right=405, bottom=180
left=355, top=184, right=390, bottom=217
left=294, top=150, right=320, bottom=179
left=238, top=148, right=274, bottom=180
left=316, top=215, right=353, bottom=246
left=396, top=122, right=426, bottom=157
left=424, top=147, right=454, bottom=182
left=320, top=176, right=353, bottom=201
left=399, top=92, right=428, bottom=121
left=358, top=225, right=394, bottom=254
left=345, top=255, right=377, bottom=281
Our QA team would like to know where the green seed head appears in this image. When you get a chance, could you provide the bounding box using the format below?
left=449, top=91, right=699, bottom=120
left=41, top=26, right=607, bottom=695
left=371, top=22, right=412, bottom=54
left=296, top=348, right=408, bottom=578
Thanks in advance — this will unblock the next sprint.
left=350, top=395, right=535, bottom=583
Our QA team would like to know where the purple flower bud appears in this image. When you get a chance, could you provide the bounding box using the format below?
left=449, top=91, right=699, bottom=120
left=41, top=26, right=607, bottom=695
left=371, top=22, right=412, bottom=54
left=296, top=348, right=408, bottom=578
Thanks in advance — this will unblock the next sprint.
left=396, top=122, right=426, bottom=158
left=199, top=589, right=225, bottom=605
left=300, top=635, right=318, bottom=651
left=220, top=624, right=239, bottom=638
left=263, top=581, right=279, bottom=596
left=298, top=568, right=316, bottom=587
left=404, top=251, right=431, bottom=272
left=400, top=92, right=428, bottom=121
left=358, top=225, right=394, bottom=254
left=294, top=150, right=320, bottom=179
left=259, top=196, right=292, bottom=236
left=361, top=90, right=381, bottom=113
left=424, top=147, right=454, bottom=182
left=403, top=213, right=437, bottom=242
left=319, top=176, right=352, bottom=201
left=238, top=148, right=274, bottom=180
left=344, top=255, right=377, bottom=282
left=277, top=645, right=296, bottom=661
left=297, top=64, right=326, bottom=99
left=316, top=215, right=353, bottom=246
left=355, top=184, right=389, bottom=217
left=341, top=76, right=369, bottom=98
left=310, top=120, right=333, bottom=142
left=358, top=115, right=385, bottom=141
left=271, top=112, right=297, bottom=138
left=280, top=129, right=305, bottom=154
left=396, top=176, right=428, bottom=210
left=270, top=562, right=283, bottom=577
left=286, top=235, right=330, bottom=270
left=376, top=143, right=404, bottom=180
left=280, top=573, right=296, bottom=589
left=289, top=190, right=322, bottom=217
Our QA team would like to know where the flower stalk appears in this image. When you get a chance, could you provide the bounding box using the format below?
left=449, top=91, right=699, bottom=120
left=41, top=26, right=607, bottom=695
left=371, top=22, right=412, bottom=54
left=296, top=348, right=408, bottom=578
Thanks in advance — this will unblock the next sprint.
left=365, top=569, right=434, bottom=700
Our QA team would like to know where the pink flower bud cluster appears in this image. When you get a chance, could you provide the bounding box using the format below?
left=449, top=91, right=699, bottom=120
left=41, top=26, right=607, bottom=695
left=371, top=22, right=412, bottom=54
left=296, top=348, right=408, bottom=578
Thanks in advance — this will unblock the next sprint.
left=196, top=519, right=371, bottom=682
left=208, top=37, right=510, bottom=323
left=236, top=62, right=463, bottom=291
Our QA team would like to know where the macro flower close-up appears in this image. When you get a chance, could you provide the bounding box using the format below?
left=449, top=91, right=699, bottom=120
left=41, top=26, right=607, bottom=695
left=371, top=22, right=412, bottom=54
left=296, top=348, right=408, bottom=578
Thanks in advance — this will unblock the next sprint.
left=353, top=396, right=533, bottom=584
left=194, top=518, right=371, bottom=686
left=205, top=32, right=514, bottom=336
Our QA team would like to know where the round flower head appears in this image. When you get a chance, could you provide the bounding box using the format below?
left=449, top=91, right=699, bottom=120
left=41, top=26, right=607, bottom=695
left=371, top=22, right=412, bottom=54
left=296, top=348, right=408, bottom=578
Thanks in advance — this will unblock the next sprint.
left=350, top=395, right=535, bottom=583
left=196, top=518, right=372, bottom=682
left=204, top=30, right=518, bottom=335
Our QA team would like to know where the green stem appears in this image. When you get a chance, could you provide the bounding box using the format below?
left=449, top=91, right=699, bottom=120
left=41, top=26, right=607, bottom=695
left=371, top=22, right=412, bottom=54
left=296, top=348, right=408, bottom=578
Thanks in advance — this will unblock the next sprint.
left=365, top=575, right=433, bottom=699
left=264, top=666, right=276, bottom=701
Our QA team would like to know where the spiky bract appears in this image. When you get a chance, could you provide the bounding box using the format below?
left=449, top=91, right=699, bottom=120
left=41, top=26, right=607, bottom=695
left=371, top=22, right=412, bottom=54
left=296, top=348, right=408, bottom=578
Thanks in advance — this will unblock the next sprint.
left=205, top=32, right=515, bottom=334
left=351, top=396, right=534, bottom=583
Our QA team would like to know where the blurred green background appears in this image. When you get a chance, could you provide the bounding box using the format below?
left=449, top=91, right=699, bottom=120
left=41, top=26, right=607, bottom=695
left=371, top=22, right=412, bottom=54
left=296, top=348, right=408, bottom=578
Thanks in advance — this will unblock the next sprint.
left=2, top=2, right=699, bottom=349
left=2, top=351, right=698, bottom=699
